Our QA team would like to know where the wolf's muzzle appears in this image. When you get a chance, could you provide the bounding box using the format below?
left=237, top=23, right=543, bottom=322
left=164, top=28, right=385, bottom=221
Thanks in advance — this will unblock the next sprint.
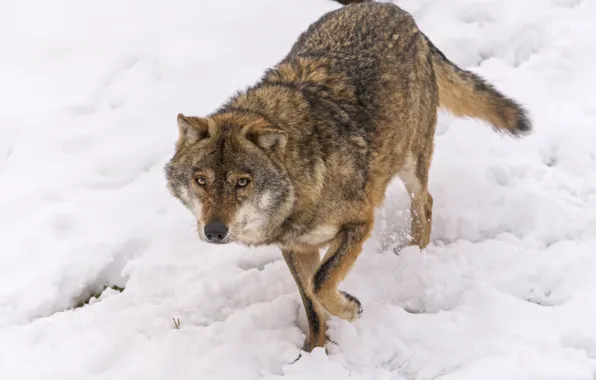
left=204, top=221, right=229, bottom=243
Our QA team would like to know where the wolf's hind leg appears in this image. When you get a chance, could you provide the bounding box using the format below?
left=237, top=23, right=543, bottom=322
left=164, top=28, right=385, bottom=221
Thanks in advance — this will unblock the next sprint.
left=312, top=220, right=373, bottom=321
left=398, top=151, right=434, bottom=249
left=282, top=248, right=327, bottom=351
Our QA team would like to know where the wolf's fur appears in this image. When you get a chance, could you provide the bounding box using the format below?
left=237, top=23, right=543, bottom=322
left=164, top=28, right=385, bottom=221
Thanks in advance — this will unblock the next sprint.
left=165, top=1, right=531, bottom=352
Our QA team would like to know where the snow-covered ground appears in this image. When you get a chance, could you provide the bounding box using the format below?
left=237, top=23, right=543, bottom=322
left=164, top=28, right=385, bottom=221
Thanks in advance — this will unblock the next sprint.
left=1, top=0, right=596, bottom=378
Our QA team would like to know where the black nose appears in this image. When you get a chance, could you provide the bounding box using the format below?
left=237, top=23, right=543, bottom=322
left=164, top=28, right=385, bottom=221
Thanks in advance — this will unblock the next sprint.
left=204, top=221, right=228, bottom=243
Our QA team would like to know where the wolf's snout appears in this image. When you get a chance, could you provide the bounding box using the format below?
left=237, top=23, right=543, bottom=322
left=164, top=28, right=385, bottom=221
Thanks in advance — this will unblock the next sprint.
left=204, top=221, right=228, bottom=243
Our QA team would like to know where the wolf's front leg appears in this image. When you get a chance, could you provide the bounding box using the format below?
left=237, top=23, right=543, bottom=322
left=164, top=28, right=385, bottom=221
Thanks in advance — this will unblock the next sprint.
left=282, top=249, right=327, bottom=351
left=312, top=220, right=372, bottom=321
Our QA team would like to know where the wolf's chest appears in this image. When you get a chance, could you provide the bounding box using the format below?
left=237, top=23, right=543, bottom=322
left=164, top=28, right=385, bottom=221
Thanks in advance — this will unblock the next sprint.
left=294, top=224, right=339, bottom=247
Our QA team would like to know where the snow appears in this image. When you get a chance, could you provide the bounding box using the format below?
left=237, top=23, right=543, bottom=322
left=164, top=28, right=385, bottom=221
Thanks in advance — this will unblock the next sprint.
left=1, top=0, right=596, bottom=378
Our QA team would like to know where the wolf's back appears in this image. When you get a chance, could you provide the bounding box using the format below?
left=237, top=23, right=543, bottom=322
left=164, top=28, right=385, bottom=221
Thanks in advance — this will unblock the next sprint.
left=314, top=0, right=532, bottom=137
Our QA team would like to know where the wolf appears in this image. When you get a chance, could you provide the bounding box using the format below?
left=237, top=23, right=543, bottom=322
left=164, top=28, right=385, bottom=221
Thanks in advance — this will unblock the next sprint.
left=164, top=1, right=531, bottom=351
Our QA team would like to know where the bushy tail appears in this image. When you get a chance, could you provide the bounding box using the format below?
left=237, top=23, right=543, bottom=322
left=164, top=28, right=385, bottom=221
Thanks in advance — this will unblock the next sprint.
left=424, top=34, right=532, bottom=137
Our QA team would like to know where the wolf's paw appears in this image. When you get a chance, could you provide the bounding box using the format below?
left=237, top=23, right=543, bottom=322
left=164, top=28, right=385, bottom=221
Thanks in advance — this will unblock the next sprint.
left=317, top=290, right=362, bottom=321
left=340, top=290, right=363, bottom=320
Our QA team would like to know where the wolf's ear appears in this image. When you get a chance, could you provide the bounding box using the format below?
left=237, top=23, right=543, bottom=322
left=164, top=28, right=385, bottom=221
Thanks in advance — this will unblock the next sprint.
left=243, top=121, right=287, bottom=154
left=177, top=113, right=211, bottom=144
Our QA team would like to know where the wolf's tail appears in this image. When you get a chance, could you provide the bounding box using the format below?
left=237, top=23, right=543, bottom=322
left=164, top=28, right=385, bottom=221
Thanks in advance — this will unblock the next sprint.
left=424, top=34, right=531, bottom=137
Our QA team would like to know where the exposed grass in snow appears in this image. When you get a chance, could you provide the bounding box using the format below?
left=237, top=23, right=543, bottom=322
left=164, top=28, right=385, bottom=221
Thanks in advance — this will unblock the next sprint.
left=74, top=283, right=125, bottom=309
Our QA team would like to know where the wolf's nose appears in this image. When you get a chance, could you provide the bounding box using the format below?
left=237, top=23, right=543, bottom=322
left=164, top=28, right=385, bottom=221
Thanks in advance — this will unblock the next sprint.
left=204, top=221, right=228, bottom=243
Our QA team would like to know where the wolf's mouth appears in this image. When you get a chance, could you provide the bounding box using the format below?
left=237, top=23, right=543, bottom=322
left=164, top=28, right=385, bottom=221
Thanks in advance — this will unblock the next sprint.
left=203, top=238, right=231, bottom=245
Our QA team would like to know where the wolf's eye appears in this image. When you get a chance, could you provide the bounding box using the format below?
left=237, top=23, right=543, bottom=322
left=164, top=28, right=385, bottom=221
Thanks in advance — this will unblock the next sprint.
left=237, top=178, right=249, bottom=188
left=196, top=176, right=207, bottom=186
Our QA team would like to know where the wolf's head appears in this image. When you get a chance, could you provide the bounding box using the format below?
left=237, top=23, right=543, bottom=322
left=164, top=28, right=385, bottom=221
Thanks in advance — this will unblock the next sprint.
left=165, top=112, right=295, bottom=246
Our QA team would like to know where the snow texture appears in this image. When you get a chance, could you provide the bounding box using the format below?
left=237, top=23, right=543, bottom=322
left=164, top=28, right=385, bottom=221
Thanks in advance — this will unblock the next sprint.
left=1, top=0, right=596, bottom=378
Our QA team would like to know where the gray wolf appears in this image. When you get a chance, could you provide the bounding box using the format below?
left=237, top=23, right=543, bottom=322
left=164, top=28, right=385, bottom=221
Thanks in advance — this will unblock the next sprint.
left=164, top=1, right=531, bottom=351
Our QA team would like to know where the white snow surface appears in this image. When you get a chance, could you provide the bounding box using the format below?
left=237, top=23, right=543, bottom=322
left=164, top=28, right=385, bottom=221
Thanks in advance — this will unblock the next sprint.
left=1, top=0, right=596, bottom=378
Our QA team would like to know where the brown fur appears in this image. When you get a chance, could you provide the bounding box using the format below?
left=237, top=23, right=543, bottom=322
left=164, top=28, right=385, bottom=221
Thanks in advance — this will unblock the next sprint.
left=164, top=1, right=531, bottom=352
left=333, top=0, right=372, bottom=4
